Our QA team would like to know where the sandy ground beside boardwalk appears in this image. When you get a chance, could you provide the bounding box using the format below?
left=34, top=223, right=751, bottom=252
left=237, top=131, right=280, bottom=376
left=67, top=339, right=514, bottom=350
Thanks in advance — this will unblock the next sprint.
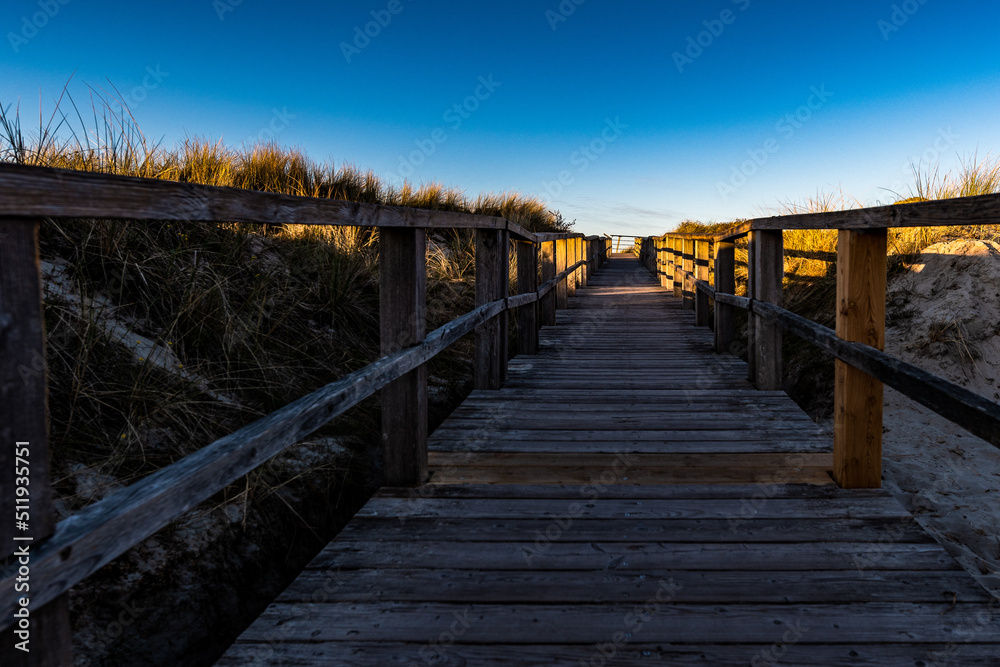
left=876, top=240, right=1000, bottom=596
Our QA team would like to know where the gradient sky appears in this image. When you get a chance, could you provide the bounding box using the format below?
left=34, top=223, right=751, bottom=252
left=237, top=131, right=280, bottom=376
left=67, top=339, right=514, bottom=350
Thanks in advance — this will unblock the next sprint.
left=3, top=0, right=999, bottom=236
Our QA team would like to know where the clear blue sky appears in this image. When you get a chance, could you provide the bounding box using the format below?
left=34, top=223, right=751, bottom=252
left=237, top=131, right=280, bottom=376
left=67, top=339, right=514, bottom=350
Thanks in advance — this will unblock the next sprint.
left=3, top=0, right=999, bottom=236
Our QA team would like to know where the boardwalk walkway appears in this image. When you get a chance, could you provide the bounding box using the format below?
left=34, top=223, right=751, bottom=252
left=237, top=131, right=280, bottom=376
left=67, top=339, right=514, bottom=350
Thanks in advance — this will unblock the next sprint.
left=218, top=255, right=1000, bottom=665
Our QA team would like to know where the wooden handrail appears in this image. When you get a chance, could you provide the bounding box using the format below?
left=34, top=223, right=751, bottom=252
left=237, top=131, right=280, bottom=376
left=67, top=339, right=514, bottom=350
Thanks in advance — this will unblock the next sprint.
left=0, top=163, right=539, bottom=241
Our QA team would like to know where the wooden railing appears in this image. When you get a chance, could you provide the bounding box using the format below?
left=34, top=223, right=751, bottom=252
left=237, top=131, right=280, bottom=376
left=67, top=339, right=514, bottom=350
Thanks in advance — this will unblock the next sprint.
left=0, top=163, right=612, bottom=664
left=640, top=193, right=1000, bottom=491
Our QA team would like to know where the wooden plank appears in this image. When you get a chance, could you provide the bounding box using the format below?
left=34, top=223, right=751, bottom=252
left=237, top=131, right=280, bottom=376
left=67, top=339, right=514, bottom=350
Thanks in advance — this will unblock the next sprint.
left=428, top=465, right=832, bottom=485
left=515, top=241, right=539, bottom=356
left=748, top=190, right=1000, bottom=231
left=217, top=641, right=1000, bottom=667
left=834, top=229, right=887, bottom=489
left=235, top=602, right=995, bottom=643
left=309, top=541, right=952, bottom=571
left=280, top=568, right=981, bottom=603
left=538, top=241, right=556, bottom=327
left=671, top=237, right=683, bottom=297
left=714, top=239, right=737, bottom=354
left=377, top=483, right=896, bottom=501
left=354, top=497, right=910, bottom=521
left=0, top=298, right=506, bottom=624
left=0, top=218, right=73, bottom=664
left=338, top=515, right=928, bottom=544
left=682, top=238, right=695, bottom=309
left=474, top=229, right=508, bottom=390
left=0, top=162, right=514, bottom=232
left=555, top=238, right=568, bottom=310
left=695, top=239, right=711, bottom=327
left=752, top=230, right=783, bottom=390
left=379, top=228, right=428, bottom=486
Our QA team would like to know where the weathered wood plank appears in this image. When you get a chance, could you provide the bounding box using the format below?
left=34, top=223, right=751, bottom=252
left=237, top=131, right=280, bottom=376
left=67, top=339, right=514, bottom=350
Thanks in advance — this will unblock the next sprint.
left=235, top=602, right=994, bottom=643
left=216, top=641, right=1000, bottom=667
left=379, top=228, right=427, bottom=486
left=280, top=568, right=983, bottom=603
left=538, top=240, right=556, bottom=326
left=752, top=230, right=783, bottom=390
left=0, top=218, right=73, bottom=664
left=474, top=229, right=508, bottom=390
left=515, top=241, right=539, bottom=356
left=834, top=228, right=887, bottom=489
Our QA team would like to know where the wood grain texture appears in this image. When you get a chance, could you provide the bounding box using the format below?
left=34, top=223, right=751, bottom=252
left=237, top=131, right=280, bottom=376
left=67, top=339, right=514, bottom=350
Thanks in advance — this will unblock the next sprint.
left=554, top=238, right=568, bottom=310
left=752, top=230, right=783, bottom=390
left=474, top=229, right=508, bottom=390
left=538, top=240, right=556, bottom=327
left=0, top=218, right=73, bottom=666
left=515, top=241, right=539, bottom=356
left=695, top=239, right=711, bottom=327
left=714, top=239, right=737, bottom=355
left=379, top=228, right=428, bottom=486
left=834, top=229, right=887, bottom=489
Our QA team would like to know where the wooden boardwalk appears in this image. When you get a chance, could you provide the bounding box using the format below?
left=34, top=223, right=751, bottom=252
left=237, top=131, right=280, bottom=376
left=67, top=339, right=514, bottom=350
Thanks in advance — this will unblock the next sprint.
left=218, top=255, right=1000, bottom=666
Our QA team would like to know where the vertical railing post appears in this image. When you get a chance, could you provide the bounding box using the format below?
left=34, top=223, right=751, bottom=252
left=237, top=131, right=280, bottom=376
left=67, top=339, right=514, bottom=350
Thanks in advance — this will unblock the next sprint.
left=567, top=237, right=577, bottom=298
left=664, top=236, right=675, bottom=290
left=516, top=241, right=539, bottom=356
left=694, top=239, right=711, bottom=327
left=746, top=232, right=758, bottom=383
left=475, top=228, right=509, bottom=390
left=751, top=230, right=784, bottom=390
left=539, top=240, right=556, bottom=327
left=671, top=237, right=683, bottom=298
left=555, top=237, right=568, bottom=310
left=834, top=229, right=887, bottom=489
left=579, top=237, right=589, bottom=287
left=682, top=238, right=695, bottom=310
left=714, top=238, right=737, bottom=355
left=0, top=218, right=74, bottom=667
left=380, top=228, right=428, bottom=486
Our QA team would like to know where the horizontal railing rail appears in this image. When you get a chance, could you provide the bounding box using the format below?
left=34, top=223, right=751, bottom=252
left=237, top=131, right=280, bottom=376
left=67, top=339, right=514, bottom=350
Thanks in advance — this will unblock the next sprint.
left=640, top=189, right=1000, bottom=491
left=0, top=162, right=613, bottom=660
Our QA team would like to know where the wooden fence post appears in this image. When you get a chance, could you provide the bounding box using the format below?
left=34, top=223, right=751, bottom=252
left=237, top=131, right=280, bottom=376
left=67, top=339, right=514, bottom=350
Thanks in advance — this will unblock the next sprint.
left=579, top=238, right=588, bottom=287
left=555, top=238, right=568, bottom=310
left=516, top=241, right=539, bottom=356
left=834, top=229, right=888, bottom=489
left=747, top=232, right=758, bottom=383
left=475, top=229, right=509, bottom=390
left=567, top=238, right=578, bottom=298
left=671, top=237, right=683, bottom=298
left=539, top=240, right=556, bottom=327
left=380, top=228, right=428, bottom=486
left=0, top=218, right=74, bottom=667
left=682, top=239, right=695, bottom=310
left=714, top=239, right=737, bottom=355
left=664, top=236, right=675, bottom=290
left=695, top=239, right=711, bottom=327
left=752, top=230, right=784, bottom=390
left=575, top=237, right=584, bottom=289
